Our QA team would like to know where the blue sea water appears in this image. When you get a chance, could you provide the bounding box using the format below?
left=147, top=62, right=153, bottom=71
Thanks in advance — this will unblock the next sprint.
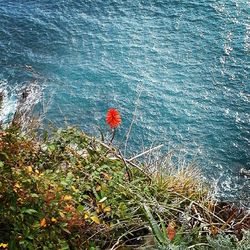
left=0, top=1, right=249, bottom=205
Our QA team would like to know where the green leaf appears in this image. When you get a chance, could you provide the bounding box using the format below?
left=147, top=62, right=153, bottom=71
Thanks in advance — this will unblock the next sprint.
left=61, top=227, right=71, bottom=234
left=30, top=193, right=39, bottom=198
left=77, top=205, right=85, bottom=212
left=0, top=152, right=8, bottom=160
left=60, top=223, right=71, bottom=234
left=158, top=214, right=168, bottom=242
left=59, top=240, right=70, bottom=250
left=143, top=204, right=167, bottom=245
left=48, top=144, right=56, bottom=152
left=27, top=235, right=34, bottom=240
left=21, top=208, right=37, bottom=215
left=60, top=180, right=68, bottom=187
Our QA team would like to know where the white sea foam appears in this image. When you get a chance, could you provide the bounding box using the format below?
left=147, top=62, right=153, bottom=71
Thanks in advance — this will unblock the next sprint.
left=0, top=79, right=43, bottom=128
left=0, top=80, right=18, bottom=125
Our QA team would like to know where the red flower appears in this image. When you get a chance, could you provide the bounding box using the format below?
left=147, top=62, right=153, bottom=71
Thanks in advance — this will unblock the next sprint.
left=106, top=108, right=121, bottom=128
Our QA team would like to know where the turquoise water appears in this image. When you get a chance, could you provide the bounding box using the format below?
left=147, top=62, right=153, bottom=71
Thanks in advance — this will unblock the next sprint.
left=0, top=1, right=249, bottom=205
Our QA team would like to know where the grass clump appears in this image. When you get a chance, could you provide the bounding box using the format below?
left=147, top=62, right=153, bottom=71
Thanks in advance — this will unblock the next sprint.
left=0, top=126, right=249, bottom=249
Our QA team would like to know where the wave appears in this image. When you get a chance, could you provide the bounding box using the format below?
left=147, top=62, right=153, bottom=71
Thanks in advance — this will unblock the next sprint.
left=0, top=79, right=43, bottom=129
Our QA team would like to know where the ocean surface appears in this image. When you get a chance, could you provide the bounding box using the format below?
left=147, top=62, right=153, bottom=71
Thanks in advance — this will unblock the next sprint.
left=0, top=1, right=249, bottom=205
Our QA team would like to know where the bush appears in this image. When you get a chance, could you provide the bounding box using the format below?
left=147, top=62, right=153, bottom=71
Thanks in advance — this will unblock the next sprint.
left=0, top=127, right=249, bottom=249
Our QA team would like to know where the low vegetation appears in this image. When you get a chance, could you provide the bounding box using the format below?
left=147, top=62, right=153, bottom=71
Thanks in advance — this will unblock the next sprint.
left=0, top=124, right=249, bottom=249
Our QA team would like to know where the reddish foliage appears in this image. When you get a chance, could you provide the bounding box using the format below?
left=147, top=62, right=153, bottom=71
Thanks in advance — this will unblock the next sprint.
left=167, top=222, right=176, bottom=241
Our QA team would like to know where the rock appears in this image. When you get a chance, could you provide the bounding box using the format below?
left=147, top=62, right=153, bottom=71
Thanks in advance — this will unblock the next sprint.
left=240, top=168, right=250, bottom=178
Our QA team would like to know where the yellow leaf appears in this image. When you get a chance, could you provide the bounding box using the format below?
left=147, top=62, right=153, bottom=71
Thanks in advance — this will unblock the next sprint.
left=17, top=198, right=23, bottom=204
left=90, top=215, right=100, bottom=224
left=96, top=185, right=101, bottom=191
left=102, top=172, right=112, bottom=180
left=97, top=202, right=105, bottom=210
left=57, top=186, right=63, bottom=192
left=51, top=217, right=57, bottom=223
left=14, top=183, right=21, bottom=189
left=3, top=243, right=8, bottom=248
left=210, top=225, right=218, bottom=236
left=103, top=206, right=111, bottom=213
left=63, top=195, right=72, bottom=201
left=95, top=207, right=101, bottom=213
left=59, top=211, right=65, bottom=218
left=71, top=186, right=77, bottom=192
left=0, top=243, right=8, bottom=248
left=84, top=212, right=90, bottom=219
left=26, top=166, right=33, bottom=173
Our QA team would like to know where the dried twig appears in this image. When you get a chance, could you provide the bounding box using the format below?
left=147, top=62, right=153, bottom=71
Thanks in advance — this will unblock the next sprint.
left=128, top=144, right=163, bottom=162
left=188, top=243, right=211, bottom=249
left=172, top=192, right=227, bottom=225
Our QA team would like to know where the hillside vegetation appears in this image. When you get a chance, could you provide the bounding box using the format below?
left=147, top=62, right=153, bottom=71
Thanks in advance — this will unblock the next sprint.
left=0, top=124, right=249, bottom=249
